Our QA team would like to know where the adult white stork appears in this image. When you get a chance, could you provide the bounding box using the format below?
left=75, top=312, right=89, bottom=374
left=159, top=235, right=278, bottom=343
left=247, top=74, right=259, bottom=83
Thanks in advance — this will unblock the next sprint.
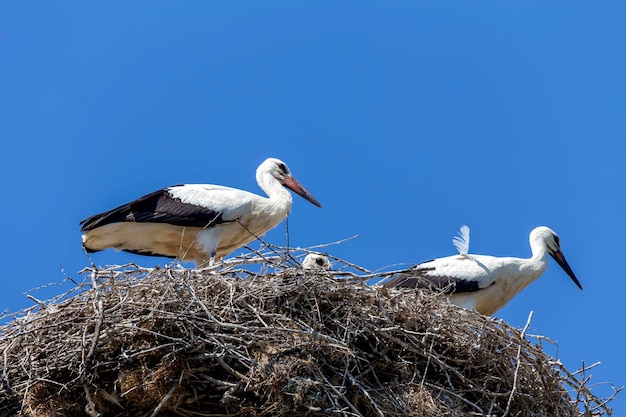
left=382, top=226, right=583, bottom=315
left=80, top=158, right=322, bottom=266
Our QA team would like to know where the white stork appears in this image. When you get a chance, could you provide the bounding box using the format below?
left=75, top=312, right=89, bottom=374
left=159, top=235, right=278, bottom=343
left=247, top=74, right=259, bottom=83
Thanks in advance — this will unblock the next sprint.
left=301, top=253, right=332, bottom=270
left=382, top=226, right=583, bottom=315
left=80, top=158, right=322, bottom=266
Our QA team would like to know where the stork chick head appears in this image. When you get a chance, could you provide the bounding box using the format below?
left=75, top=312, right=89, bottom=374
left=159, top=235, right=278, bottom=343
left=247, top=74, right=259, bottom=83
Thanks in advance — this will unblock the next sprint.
left=302, top=253, right=332, bottom=270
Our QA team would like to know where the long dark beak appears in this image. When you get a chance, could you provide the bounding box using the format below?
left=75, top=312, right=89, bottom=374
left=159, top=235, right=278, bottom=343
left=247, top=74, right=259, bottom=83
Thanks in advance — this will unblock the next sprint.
left=282, top=176, right=322, bottom=208
left=550, top=250, right=583, bottom=290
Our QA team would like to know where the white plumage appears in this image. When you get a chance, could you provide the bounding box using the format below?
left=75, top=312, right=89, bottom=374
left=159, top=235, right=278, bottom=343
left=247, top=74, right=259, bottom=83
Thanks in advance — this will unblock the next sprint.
left=452, top=225, right=470, bottom=255
left=80, top=158, right=322, bottom=266
left=301, top=253, right=332, bottom=270
left=383, top=226, right=583, bottom=315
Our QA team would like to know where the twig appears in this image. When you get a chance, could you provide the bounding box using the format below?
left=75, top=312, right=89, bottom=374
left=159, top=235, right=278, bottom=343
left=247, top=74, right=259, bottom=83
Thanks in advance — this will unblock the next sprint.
left=346, top=371, right=385, bottom=417
left=320, top=373, right=364, bottom=417
left=502, top=310, right=533, bottom=417
left=83, top=381, right=98, bottom=417
left=300, top=235, right=360, bottom=249
left=149, top=383, right=177, bottom=417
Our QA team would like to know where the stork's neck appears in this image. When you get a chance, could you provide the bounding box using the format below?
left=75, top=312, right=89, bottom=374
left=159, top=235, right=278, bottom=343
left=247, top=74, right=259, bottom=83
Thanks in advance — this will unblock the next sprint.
left=498, top=239, right=550, bottom=303
left=257, top=172, right=293, bottom=212
left=527, top=236, right=550, bottom=275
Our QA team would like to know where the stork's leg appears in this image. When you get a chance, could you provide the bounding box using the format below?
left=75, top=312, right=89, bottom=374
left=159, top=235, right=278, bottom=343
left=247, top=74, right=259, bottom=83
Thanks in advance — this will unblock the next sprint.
left=196, top=228, right=221, bottom=267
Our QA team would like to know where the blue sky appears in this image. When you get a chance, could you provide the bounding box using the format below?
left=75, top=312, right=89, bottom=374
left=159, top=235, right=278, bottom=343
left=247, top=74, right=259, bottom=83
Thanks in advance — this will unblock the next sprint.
left=1, top=1, right=624, bottom=413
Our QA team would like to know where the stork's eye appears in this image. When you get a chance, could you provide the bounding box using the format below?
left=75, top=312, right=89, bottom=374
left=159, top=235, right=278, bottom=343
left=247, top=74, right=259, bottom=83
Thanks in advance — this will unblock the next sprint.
left=316, top=258, right=325, bottom=266
left=277, top=163, right=288, bottom=173
left=553, top=234, right=560, bottom=246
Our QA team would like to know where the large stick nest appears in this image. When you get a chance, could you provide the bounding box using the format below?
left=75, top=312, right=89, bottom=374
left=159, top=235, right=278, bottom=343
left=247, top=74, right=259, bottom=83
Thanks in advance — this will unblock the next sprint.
left=0, top=251, right=616, bottom=417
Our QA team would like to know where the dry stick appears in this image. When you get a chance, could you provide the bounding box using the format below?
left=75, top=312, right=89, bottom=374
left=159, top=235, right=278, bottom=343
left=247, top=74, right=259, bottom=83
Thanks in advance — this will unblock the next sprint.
left=1, top=338, right=19, bottom=411
left=571, top=361, right=602, bottom=377
left=590, top=384, right=622, bottom=415
left=265, top=235, right=365, bottom=270
left=25, top=295, right=47, bottom=310
left=419, top=335, right=437, bottom=390
left=83, top=382, right=98, bottom=417
left=202, top=255, right=283, bottom=271
left=179, top=213, right=224, bottom=263
left=215, top=356, right=250, bottom=383
left=502, top=310, right=534, bottom=417
left=320, top=373, right=365, bottom=417
left=420, top=380, right=485, bottom=414
left=81, top=245, right=98, bottom=271
left=236, top=219, right=295, bottom=265
left=184, top=281, right=348, bottom=346
left=149, top=383, right=178, bottom=417
left=198, top=238, right=396, bottom=280
left=2, top=339, right=16, bottom=386
left=178, top=226, right=190, bottom=261
left=285, top=214, right=289, bottom=251
left=86, top=298, right=104, bottom=361
left=560, top=360, right=617, bottom=416
left=103, top=288, right=132, bottom=314
left=486, top=382, right=500, bottom=416
left=245, top=303, right=269, bottom=327
left=238, top=244, right=288, bottom=269
left=324, top=255, right=371, bottom=274
left=327, top=269, right=405, bottom=282
left=23, top=274, right=88, bottom=306
left=126, top=343, right=181, bottom=359
left=274, top=239, right=372, bottom=273
left=346, top=371, right=385, bottom=417
left=301, top=235, right=360, bottom=250
left=575, top=363, right=593, bottom=414
left=199, top=373, right=238, bottom=388
left=78, top=269, right=106, bottom=417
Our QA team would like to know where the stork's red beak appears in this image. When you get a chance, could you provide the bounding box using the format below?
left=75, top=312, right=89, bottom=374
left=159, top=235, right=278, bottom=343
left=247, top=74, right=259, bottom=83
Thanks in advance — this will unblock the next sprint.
left=282, top=176, right=322, bottom=208
left=550, top=250, right=583, bottom=290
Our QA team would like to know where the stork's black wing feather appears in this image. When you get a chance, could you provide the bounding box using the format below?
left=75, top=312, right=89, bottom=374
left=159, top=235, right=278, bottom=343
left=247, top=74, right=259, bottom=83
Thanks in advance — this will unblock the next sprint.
left=382, top=265, right=482, bottom=294
left=80, top=187, right=226, bottom=231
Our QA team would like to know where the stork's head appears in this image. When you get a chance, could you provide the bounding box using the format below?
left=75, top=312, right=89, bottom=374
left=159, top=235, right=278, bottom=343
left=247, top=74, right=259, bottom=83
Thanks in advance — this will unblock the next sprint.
left=257, top=158, right=322, bottom=208
left=530, top=226, right=583, bottom=290
left=259, top=157, right=292, bottom=182
left=302, top=253, right=332, bottom=270
left=531, top=226, right=561, bottom=253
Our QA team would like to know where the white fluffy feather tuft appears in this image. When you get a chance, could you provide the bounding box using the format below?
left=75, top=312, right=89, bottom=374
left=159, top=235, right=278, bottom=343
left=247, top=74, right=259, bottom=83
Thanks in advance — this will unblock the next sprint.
left=453, top=225, right=471, bottom=255
left=302, top=253, right=332, bottom=270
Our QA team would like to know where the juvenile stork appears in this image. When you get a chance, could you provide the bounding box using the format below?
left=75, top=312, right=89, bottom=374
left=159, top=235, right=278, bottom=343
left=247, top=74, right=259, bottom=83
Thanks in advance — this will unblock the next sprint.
left=301, top=253, right=332, bottom=270
left=382, top=226, right=583, bottom=315
left=80, top=158, right=322, bottom=266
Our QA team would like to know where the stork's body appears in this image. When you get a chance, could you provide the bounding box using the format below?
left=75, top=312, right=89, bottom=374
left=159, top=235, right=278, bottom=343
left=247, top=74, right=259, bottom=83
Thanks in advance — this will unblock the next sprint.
left=80, top=158, right=321, bottom=265
left=383, top=226, right=582, bottom=315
